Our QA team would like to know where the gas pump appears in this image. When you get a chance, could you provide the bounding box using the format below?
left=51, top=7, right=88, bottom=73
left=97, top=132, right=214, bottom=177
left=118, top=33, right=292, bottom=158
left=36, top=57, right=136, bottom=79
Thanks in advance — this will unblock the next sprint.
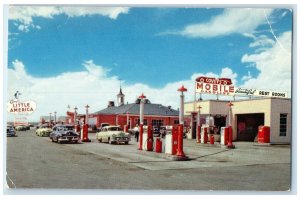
left=165, top=126, right=178, bottom=155
left=81, top=124, right=91, bottom=142
left=142, top=125, right=153, bottom=151
left=147, top=126, right=153, bottom=151
left=201, top=126, right=208, bottom=144
left=221, top=127, right=229, bottom=145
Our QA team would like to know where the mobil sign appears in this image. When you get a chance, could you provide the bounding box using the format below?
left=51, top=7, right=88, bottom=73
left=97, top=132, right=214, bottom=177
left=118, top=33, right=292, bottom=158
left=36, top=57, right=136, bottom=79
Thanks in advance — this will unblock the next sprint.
left=195, top=76, right=235, bottom=95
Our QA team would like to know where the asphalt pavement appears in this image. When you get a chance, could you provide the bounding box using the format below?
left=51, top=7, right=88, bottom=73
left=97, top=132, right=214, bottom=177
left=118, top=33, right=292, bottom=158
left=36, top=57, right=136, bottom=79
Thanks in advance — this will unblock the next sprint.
left=4, top=129, right=291, bottom=193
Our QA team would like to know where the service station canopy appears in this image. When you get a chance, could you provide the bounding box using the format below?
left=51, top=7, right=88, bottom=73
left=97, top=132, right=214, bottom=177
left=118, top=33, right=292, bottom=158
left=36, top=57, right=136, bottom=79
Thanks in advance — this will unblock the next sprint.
left=195, top=76, right=287, bottom=98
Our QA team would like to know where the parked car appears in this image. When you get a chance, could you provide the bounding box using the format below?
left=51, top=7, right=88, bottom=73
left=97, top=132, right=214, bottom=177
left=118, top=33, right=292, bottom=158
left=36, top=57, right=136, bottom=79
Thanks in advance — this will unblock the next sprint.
left=15, top=125, right=27, bottom=131
left=36, top=125, right=52, bottom=137
left=97, top=123, right=110, bottom=132
left=160, top=126, right=167, bottom=138
left=96, top=125, right=130, bottom=144
left=49, top=124, right=79, bottom=144
left=153, top=126, right=160, bottom=137
left=7, top=125, right=16, bottom=137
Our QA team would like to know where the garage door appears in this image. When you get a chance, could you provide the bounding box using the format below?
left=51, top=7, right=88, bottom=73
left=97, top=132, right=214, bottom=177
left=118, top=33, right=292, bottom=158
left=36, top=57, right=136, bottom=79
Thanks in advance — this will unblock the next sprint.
left=236, top=113, right=264, bottom=141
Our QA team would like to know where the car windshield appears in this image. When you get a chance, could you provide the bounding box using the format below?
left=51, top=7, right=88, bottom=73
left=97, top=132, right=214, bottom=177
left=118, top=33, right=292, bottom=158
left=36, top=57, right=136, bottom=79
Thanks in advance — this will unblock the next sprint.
left=63, top=126, right=74, bottom=131
left=108, top=127, right=121, bottom=131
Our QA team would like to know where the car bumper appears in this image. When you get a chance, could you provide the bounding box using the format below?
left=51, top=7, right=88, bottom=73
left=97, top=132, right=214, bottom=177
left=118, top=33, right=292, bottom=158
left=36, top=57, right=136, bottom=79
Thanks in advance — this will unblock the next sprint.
left=113, top=137, right=130, bottom=143
left=58, top=136, right=79, bottom=142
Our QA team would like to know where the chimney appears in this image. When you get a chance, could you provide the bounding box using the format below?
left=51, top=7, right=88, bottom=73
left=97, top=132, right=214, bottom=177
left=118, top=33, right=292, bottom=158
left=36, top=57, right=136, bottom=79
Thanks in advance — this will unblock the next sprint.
left=108, top=101, right=115, bottom=107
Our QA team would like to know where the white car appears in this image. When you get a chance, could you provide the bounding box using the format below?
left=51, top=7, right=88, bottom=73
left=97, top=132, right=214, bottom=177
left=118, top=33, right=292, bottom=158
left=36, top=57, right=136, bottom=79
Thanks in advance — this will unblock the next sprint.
left=96, top=125, right=130, bottom=144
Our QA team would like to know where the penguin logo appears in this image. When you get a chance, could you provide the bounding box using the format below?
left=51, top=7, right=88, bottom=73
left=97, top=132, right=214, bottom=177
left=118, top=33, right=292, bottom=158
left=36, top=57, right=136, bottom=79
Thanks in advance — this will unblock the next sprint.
left=10, top=91, right=21, bottom=103
left=14, top=91, right=21, bottom=101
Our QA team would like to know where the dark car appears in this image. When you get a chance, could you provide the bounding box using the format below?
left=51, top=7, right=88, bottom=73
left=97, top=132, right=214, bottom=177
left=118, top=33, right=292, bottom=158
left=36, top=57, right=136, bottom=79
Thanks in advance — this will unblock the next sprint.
left=7, top=125, right=16, bottom=137
left=160, top=126, right=167, bottom=138
left=153, top=126, right=160, bottom=137
left=49, top=124, right=79, bottom=144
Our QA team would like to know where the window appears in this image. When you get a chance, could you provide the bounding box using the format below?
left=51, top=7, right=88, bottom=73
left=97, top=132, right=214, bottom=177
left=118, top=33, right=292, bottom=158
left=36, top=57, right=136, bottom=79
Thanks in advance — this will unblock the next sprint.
left=152, top=120, right=164, bottom=127
left=280, top=114, right=287, bottom=136
left=135, top=119, right=148, bottom=125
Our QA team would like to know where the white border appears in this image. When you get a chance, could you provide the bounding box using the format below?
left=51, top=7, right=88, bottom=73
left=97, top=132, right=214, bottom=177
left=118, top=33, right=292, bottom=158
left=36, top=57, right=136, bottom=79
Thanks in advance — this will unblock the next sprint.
left=1, top=1, right=299, bottom=198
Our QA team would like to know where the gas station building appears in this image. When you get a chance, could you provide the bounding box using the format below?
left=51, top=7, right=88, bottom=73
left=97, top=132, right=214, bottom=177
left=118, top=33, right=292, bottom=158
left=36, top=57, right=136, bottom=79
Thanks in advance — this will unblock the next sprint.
left=184, top=97, right=291, bottom=144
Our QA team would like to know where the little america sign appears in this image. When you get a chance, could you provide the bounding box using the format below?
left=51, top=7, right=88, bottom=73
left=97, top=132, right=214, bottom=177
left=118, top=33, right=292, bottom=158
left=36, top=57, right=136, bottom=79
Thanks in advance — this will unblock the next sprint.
left=7, top=101, right=37, bottom=114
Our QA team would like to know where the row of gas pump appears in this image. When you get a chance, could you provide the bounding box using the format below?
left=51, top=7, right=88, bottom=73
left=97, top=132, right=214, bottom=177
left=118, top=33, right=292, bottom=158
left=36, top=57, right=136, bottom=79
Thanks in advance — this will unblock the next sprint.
left=122, top=124, right=235, bottom=157
left=197, top=126, right=235, bottom=148
left=73, top=122, right=235, bottom=160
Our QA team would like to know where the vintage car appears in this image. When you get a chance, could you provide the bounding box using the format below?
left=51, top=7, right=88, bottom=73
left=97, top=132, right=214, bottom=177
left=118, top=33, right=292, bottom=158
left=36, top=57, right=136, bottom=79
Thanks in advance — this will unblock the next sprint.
left=49, top=124, right=79, bottom=144
left=15, top=125, right=27, bottom=131
left=96, top=125, right=130, bottom=144
left=153, top=126, right=161, bottom=137
left=36, top=125, right=52, bottom=137
left=7, top=125, right=16, bottom=137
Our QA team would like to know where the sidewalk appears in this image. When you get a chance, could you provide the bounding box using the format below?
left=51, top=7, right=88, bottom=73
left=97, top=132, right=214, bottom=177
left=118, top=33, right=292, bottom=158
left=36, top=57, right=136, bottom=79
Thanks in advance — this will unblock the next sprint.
left=67, top=133, right=291, bottom=171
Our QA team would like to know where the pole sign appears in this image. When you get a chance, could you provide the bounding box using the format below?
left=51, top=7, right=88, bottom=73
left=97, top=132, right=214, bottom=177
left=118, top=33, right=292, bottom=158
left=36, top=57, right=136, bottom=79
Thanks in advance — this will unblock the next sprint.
left=7, top=100, right=37, bottom=114
left=195, top=76, right=288, bottom=98
left=195, top=76, right=235, bottom=95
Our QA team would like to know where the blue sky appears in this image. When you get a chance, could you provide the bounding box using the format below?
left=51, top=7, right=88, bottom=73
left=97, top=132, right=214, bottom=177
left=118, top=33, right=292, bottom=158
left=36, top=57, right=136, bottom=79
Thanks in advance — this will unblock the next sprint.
left=6, top=6, right=293, bottom=121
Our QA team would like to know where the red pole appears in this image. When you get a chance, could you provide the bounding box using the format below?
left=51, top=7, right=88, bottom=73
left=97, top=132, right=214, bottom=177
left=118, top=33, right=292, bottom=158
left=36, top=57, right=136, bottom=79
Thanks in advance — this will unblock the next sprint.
left=139, top=124, right=143, bottom=150
left=82, top=124, right=91, bottom=142
left=176, top=124, right=186, bottom=157
left=124, top=124, right=129, bottom=132
left=227, top=126, right=235, bottom=149
left=204, top=127, right=208, bottom=144
left=197, top=125, right=201, bottom=143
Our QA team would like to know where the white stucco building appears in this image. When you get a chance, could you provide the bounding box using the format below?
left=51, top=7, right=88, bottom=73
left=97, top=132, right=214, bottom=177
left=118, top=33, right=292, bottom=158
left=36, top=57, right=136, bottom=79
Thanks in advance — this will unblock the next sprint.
left=184, top=98, right=291, bottom=144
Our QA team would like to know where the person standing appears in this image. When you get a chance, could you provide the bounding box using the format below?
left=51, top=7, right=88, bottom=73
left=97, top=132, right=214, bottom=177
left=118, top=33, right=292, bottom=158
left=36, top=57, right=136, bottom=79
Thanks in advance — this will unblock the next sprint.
left=134, top=124, right=139, bottom=142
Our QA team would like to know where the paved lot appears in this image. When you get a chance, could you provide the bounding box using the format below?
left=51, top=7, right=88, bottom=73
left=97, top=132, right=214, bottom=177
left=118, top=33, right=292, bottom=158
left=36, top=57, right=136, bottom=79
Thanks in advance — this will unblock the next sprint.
left=5, top=129, right=291, bottom=193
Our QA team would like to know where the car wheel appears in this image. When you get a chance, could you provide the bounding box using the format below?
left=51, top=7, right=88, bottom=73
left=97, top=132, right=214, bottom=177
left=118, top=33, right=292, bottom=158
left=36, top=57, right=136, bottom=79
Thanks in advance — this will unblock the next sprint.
left=125, top=141, right=128, bottom=145
left=98, top=138, right=102, bottom=143
left=51, top=137, right=54, bottom=142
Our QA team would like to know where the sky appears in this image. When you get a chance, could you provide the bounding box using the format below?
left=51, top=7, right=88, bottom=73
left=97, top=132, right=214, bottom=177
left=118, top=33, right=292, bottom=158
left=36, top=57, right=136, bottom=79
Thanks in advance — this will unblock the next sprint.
left=5, top=5, right=293, bottom=122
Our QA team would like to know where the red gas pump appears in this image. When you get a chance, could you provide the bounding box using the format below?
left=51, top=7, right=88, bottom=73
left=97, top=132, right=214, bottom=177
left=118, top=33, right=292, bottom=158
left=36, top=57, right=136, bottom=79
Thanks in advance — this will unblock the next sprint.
left=210, top=134, right=214, bottom=144
left=147, top=125, right=153, bottom=151
left=155, top=138, right=162, bottom=153
left=203, top=127, right=208, bottom=144
left=82, top=124, right=91, bottom=142
left=227, top=126, right=235, bottom=149
left=172, top=127, right=178, bottom=155
left=138, top=124, right=143, bottom=150
left=258, top=126, right=270, bottom=143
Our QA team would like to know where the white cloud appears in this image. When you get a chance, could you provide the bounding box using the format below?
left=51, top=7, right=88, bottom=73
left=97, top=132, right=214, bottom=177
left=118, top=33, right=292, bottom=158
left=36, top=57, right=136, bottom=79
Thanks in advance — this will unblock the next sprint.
left=242, top=71, right=252, bottom=81
left=165, top=8, right=273, bottom=38
left=7, top=60, right=237, bottom=122
left=249, top=35, right=275, bottom=48
left=241, top=31, right=292, bottom=95
left=9, top=6, right=130, bottom=32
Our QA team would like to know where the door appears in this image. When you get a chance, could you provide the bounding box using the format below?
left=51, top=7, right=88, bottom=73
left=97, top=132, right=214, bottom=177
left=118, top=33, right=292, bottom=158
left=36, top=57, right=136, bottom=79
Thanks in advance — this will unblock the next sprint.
left=236, top=113, right=264, bottom=141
